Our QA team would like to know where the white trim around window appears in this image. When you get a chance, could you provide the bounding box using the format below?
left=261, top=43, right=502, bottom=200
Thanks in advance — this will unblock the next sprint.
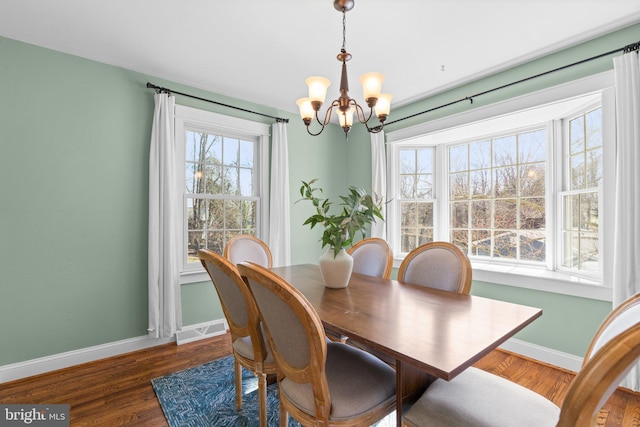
left=174, top=105, right=270, bottom=284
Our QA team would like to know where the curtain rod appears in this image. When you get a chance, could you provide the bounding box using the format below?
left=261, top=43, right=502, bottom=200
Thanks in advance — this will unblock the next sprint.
left=382, top=40, right=640, bottom=128
left=146, top=82, right=289, bottom=123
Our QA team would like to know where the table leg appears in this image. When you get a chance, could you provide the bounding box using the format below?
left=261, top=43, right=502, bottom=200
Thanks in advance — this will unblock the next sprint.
left=395, top=360, right=436, bottom=426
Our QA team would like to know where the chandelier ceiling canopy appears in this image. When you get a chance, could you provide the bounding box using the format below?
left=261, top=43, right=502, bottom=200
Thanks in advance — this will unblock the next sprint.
left=296, top=0, right=392, bottom=138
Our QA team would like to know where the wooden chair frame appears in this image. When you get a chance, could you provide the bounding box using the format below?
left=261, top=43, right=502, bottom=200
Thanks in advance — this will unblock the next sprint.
left=347, top=237, right=393, bottom=279
left=223, top=234, right=273, bottom=268
left=557, top=293, right=640, bottom=426
left=198, top=249, right=275, bottom=427
left=398, top=241, right=472, bottom=294
left=238, top=261, right=396, bottom=427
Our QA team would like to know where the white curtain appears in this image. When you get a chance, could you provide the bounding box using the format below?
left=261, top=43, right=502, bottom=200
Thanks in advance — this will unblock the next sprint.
left=148, top=93, right=182, bottom=338
left=370, top=131, right=387, bottom=239
left=268, top=121, right=291, bottom=267
left=613, top=51, right=640, bottom=390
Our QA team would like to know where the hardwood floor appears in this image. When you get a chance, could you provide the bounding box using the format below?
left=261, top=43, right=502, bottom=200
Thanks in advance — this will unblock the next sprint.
left=1, top=333, right=639, bottom=426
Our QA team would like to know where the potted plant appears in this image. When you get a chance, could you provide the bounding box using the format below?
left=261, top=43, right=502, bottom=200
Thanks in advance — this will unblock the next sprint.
left=298, top=179, right=384, bottom=288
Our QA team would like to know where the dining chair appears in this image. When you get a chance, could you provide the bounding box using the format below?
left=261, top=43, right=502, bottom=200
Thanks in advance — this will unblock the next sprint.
left=398, top=241, right=472, bottom=294
left=224, top=234, right=273, bottom=268
left=347, top=237, right=393, bottom=279
left=237, top=261, right=397, bottom=427
left=198, top=249, right=276, bottom=427
left=403, top=293, right=640, bottom=427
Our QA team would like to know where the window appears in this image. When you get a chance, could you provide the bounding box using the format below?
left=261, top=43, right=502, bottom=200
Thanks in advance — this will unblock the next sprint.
left=175, top=105, right=270, bottom=281
left=398, top=148, right=435, bottom=252
left=387, top=72, right=615, bottom=299
left=448, top=128, right=547, bottom=262
left=560, top=107, right=602, bottom=274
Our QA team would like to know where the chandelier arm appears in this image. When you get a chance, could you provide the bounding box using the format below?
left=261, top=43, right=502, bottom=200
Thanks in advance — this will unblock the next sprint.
left=352, top=102, right=386, bottom=133
left=318, top=100, right=340, bottom=126
left=305, top=123, right=327, bottom=137
left=353, top=102, right=374, bottom=125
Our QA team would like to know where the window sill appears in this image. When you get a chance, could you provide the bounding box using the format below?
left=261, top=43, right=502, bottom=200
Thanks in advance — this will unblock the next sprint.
left=393, top=258, right=612, bottom=301
left=180, top=269, right=209, bottom=285
left=470, top=262, right=611, bottom=301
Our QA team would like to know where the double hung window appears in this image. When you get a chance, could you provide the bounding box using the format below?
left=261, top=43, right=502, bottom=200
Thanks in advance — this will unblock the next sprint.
left=175, top=105, right=270, bottom=280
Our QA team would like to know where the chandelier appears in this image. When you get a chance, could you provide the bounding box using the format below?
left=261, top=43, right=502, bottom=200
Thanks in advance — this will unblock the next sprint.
left=296, top=0, right=392, bottom=137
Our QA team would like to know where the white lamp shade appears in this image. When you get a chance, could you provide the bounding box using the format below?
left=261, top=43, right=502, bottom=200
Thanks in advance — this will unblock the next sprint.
left=305, top=76, right=331, bottom=104
left=296, top=98, right=314, bottom=120
left=360, top=72, right=384, bottom=100
left=336, top=107, right=354, bottom=128
left=375, top=93, right=393, bottom=117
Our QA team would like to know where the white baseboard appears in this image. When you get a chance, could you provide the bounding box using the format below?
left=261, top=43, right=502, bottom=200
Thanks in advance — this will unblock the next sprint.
left=0, top=318, right=229, bottom=384
left=500, top=338, right=583, bottom=372
left=1, top=327, right=579, bottom=385
left=0, top=335, right=174, bottom=384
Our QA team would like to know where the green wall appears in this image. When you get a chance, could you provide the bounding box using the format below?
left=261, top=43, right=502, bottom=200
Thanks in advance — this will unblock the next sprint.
left=0, top=36, right=347, bottom=366
left=1, top=21, right=637, bottom=367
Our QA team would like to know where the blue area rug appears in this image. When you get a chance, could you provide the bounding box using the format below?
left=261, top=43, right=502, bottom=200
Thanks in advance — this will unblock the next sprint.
left=152, top=355, right=395, bottom=426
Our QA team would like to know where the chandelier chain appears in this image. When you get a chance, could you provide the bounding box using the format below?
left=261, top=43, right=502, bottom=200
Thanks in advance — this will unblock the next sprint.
left=341, top=9, right=347, bottom=51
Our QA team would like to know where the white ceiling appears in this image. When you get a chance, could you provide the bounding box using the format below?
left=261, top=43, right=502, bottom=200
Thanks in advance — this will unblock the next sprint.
left=2, top=0, right=640, bottom=115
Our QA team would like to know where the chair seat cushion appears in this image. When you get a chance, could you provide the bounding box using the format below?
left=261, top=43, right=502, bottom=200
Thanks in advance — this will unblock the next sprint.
left=403, top=367, right=560, bottom=427
left=233, top=335, right=274, bottom=363
left=280, top=342, right=396, bottom=421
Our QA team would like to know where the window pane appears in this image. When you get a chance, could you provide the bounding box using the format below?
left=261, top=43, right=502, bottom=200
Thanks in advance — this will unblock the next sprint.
left=494, top=167, right=517, bottom=197
left=585, top=108, right=602, bottom=150
left=417, top=202, right=433, bottom=227
left=416, top=174, right=432, bottom=198
left=586, top=148, right=603, bottom=188
left=223, top=137, right=239, bottom=166
left=580, top=192, right=598, bottom=232
left=400, top=175, right=416, bottom=199
left=401, top=202, right=417, bottom=227
left=449, top=145, right=468, bottom=172
left=205, top=231, right=225, bottom=254
left=416, top=149, right=433, bottom=173
left=451, top=229, right=469, bottom=254
left=469, top=140, right=491, bottom=170
left=239, top=139, right=254, bottom=168
left=449, top=172, right=469, bottom=200
left=564, top=194, right=579, bottom=230
left=519, top=130, right=546, bottom=163
left=520, top=197, right=545, bottom=230
left=570, top=116, right=584, bottom=155
left=580, top=232, right=599, bottom=272
left=570, top=153, right=585, bottom=190
left=493, top=135, right=516, bottom=166
left=520, top=231, right=545, bottom=262
left=470, top=200, right=491, bottom=228
left=451, top=201, right=469, bottom=228
left=493, top=230, right=517, bottom=259
left=209, top=199, right=225, bottom=228
left=399, top=150, right=415, bottom=174
left=561, top=192, right=599, bottom=273
left=470, top=169, right=491, bottom=198
left=239, top=168, right=253, bottom=197
left=471, top=230, right=491, bottom=256
left=224, top=167, right=239, bottom=195
left=520, top=163, right=545, bottom=197
left=494, top=199, right=517, bottom=229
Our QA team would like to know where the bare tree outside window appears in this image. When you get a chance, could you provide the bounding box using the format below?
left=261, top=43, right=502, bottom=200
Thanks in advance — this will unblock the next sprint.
left=399, top=148, right=434, bottom=252
left=185, top=130, right=258, bottom=262
left=449, top=129, right=547, bottom=262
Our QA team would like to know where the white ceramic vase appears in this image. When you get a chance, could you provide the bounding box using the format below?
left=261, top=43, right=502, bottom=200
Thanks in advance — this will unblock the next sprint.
left=318, top=248, right=354, bottom=289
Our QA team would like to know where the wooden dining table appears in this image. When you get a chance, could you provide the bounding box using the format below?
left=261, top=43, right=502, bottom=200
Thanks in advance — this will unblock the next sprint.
left=270, top=263, right=542, bottom=425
